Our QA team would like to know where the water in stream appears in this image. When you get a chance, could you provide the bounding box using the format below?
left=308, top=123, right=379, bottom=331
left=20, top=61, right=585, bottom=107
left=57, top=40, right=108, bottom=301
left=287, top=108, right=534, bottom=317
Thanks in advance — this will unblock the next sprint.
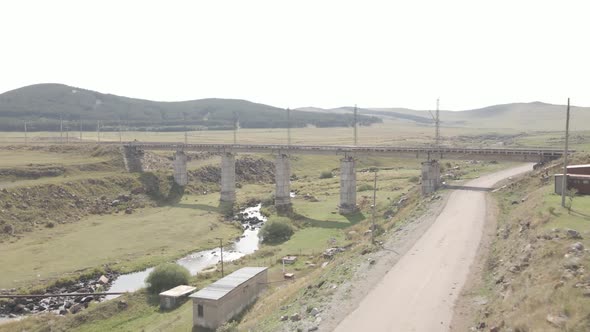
left=105, top=204, right=266, bottom=299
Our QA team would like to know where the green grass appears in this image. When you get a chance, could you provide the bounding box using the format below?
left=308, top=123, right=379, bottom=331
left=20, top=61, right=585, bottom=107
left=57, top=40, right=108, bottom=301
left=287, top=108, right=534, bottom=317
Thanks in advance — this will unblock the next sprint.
left=0, top=193, right=240, bottom=289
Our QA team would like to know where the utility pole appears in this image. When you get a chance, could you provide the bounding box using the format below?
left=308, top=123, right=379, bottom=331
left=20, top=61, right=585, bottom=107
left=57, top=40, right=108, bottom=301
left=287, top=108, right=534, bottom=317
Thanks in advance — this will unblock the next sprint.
left=353, top=105, right=358, bottom=146
left=218, top=238, right=224, bottom=277
left=60, top=115, right=63, bottom=144
left=118, top=118, right=122, bottom=144
left=435, top=98, right=440, bottom=148
left=233, top=111, right=238, bottom=145
left=183, top=113, right=188, bottom=145
left=24, top=121, right=27, bottom=145
left=428, top=99, right=441, bottom=148
left=371, top=169, right=378, bottom=244
left=97, top=120, right=101, bottom=143
left=79, top=119, right=83, bottom=141
left=66, top=122, right=69, bottom=143
left=286, top=108, right=291, bottom=146
left=561, top=98, right=571, bottom=207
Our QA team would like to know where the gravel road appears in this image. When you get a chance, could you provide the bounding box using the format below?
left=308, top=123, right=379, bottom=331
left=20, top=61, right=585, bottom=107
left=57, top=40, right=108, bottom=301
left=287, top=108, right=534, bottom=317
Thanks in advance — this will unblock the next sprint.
left=334, top=164, right=533, bottom=332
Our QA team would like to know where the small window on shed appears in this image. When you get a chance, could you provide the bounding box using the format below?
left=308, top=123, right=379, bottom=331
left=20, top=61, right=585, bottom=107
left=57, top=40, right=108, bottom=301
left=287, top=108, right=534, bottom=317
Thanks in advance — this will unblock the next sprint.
left=198, top=304, right=204, bottom=317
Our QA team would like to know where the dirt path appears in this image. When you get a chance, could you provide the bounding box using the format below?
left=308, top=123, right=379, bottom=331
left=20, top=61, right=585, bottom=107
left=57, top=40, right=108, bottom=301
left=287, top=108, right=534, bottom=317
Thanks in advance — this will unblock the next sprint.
left=334, top=164, right=533, bottom=332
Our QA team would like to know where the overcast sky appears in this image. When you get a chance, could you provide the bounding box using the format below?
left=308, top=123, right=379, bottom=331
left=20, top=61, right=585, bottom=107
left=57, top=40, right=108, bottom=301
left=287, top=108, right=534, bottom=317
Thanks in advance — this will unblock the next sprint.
left=1, top=0, right=588, bottom=110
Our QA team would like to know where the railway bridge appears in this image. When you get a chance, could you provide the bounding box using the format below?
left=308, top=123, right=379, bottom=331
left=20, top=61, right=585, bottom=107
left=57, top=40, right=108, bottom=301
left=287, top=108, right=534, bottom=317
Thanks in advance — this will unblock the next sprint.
left=122, top=142, right=565, bottom=214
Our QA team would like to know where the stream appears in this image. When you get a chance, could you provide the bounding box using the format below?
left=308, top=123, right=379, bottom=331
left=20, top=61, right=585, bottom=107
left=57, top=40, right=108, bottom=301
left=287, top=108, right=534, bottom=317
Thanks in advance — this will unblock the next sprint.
left=0, top=204, right=266, bottom=323
left=105, top=204, right=266, bottom=299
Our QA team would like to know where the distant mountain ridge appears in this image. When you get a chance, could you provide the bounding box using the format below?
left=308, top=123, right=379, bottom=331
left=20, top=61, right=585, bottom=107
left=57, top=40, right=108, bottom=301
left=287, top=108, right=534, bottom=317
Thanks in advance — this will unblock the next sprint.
left=0, top=84, right=381, bottom=131
left=1, top=84, right=588, bottom=132
left=299, top=102, right=590, bottom=131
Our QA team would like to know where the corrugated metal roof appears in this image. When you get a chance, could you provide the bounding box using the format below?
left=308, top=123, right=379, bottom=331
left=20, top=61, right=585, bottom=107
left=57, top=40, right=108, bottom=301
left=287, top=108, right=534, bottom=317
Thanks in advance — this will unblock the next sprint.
left=190, top=267, right=267, bottom=301
left=159, top=285, right=196, bottom=297
left=567, top=164, right=590, bottom=169
left=555, top=174, right=590, bottom=178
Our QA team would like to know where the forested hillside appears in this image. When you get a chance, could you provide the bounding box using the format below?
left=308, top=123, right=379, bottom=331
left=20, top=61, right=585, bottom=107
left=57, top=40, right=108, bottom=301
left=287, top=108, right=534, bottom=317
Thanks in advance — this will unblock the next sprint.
left=0, top=84, right=381, bottom=131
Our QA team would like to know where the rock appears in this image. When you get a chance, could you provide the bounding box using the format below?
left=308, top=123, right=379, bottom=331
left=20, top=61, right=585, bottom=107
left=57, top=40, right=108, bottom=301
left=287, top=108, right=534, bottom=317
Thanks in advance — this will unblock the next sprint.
left=368, top=258, right=376, bottom=265
left=13, top=304, right=25, bottom=313
left=59, top=308, right=68, bottom=315
left=280, top=315, right=288, bottom=321
left=80, top=296, right=93, bottom=303
left=310, top=307, right=320, bottom=316
left=546, top=313, right=568, bottom=328
left=125, top=207, right=133, bottom=214
left=566, top=229, right=583, bottom=239
left=569, top=242, right=584, bottom=252
left=290, top=313, right=301, bottom=321
left=98, top=275, right=109, bottom=285
left=308, top=327, right=319, bottom=332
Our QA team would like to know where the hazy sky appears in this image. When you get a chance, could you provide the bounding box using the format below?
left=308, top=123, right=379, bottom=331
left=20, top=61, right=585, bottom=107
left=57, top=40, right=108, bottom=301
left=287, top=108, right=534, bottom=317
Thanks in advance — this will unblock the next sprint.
left=1, top=0, right=588, bottom=110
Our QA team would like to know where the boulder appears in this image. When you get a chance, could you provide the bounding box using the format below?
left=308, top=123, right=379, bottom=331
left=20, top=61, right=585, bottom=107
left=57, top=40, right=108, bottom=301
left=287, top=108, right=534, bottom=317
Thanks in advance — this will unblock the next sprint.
left=568, top=242, right=584, bottom=252
left=98, top=275, right=109, bottom=285
left=566, top=229, right=583, bottom=239
left=310, top=307, right=320, bottom=316
left=290, top=313, right=301, bottom=321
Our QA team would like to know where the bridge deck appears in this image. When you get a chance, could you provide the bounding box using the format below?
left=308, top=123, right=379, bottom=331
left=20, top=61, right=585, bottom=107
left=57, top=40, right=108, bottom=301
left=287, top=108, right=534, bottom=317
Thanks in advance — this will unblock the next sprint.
left=123, top=142, right=566, bottom=162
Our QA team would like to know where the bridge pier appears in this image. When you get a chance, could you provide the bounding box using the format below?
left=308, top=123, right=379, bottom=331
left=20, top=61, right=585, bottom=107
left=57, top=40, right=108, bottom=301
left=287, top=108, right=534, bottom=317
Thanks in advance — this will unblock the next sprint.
left=173, top=151, right=188, bottom=186
left=220, top=153, right=236, bottom=203
left=339, top=156, right=357, bottom=214
left=122, top=146, right=144, bottom=172
left=421, top=160, right=441, bottom=195
left=275, top=154, right=291, bottom=211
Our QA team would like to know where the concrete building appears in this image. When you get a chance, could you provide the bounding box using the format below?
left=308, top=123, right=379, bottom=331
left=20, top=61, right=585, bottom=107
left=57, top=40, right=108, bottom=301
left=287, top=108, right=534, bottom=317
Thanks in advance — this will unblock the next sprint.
left=555, top=164, right=590, bottom=195
left=159, top=285, right=196, bottom=310
left=190, top=267, right=268, bottom=330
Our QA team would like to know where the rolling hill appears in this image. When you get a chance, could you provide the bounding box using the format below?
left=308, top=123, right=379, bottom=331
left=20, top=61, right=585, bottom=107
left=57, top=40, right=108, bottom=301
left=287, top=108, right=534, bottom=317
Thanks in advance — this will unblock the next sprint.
left=0, top=84, right=381, bottom=131
left=299, top=102, right=590, bottom=131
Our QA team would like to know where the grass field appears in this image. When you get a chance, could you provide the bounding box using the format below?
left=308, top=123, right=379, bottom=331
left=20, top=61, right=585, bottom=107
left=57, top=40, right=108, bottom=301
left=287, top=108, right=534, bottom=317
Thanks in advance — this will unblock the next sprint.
left=0, top=193, right=241, bottom=289
left=0, top=120, right=588, bottom=331
left=0, top=120, right=536, bottom=146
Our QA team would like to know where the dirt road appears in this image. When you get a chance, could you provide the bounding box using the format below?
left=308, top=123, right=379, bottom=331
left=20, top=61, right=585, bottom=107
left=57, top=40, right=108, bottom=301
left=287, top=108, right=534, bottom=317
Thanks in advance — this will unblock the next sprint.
left=334, top=164, right=532, bottom=332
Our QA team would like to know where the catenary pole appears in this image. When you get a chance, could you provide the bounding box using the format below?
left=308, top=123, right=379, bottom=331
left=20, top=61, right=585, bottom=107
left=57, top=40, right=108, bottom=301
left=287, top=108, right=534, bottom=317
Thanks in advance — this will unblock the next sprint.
left=561, top=98, right=571, bottom=207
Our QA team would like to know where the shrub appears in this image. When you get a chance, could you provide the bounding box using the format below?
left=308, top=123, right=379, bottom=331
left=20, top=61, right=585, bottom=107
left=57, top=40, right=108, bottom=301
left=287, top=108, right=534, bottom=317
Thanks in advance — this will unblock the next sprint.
left=408, top=176, right=419, bottom=183
left=261, top=220, right=294, bottom=244
left=319, top=171, right=333, bottom=179
left=145, top=263, right=190, bottom=294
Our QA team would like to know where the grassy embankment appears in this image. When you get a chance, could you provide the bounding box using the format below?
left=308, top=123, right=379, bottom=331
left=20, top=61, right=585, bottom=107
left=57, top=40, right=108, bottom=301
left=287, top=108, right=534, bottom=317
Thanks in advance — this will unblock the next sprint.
left=462, top=154, right=590, bottom=331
